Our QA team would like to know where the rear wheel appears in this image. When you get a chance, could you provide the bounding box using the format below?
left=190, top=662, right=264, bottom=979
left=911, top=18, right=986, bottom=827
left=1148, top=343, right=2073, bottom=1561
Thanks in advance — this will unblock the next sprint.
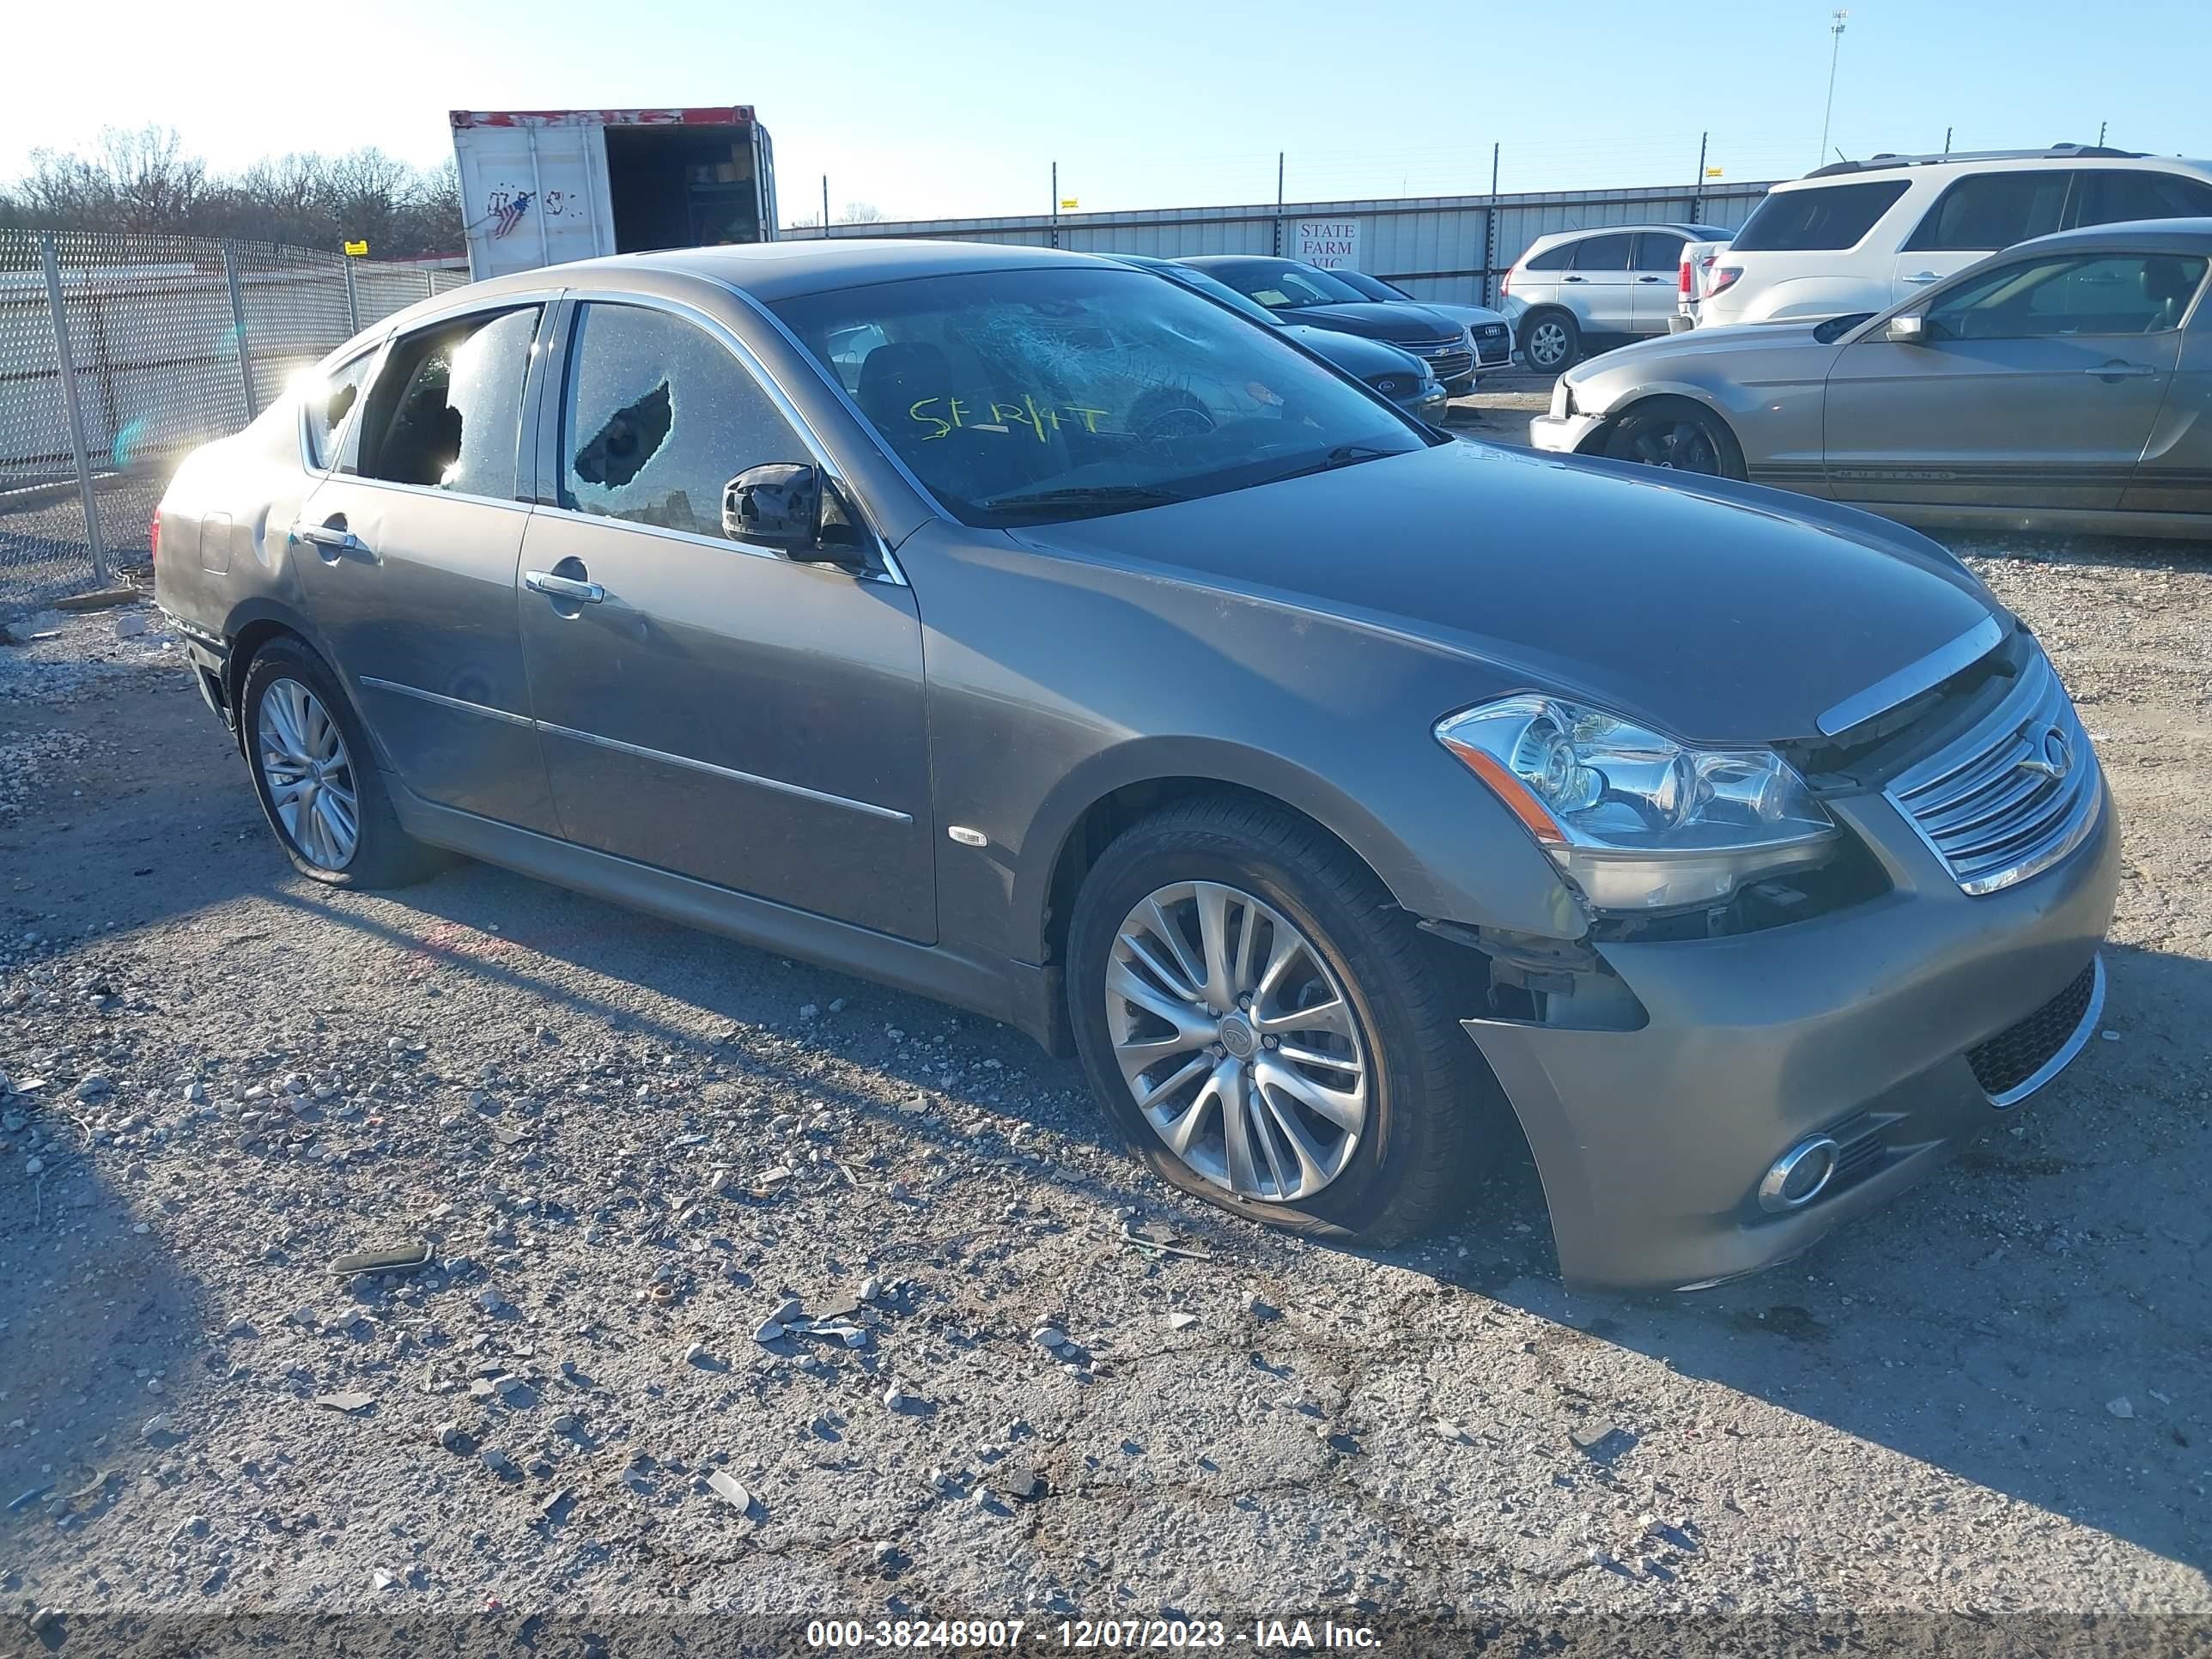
left=1521, top=309, right=1580, bottom=373
left=1604, top=398, right=1747, bottom=480
left=1067, top=794, right=1486, bottom=1243
left=240, top=639, right=447, bottom=889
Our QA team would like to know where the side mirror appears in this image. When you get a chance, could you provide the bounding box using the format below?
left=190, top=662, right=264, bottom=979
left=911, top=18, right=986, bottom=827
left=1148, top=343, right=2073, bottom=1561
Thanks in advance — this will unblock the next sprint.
left=1885, top=313, right=1929, bottom=345
left=721, top=461, right=869, bottom=569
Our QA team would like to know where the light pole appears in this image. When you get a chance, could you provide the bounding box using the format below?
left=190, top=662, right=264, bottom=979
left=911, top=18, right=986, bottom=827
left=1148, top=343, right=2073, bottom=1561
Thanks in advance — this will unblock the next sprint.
left=1819, top=9, right=1848, bottom=167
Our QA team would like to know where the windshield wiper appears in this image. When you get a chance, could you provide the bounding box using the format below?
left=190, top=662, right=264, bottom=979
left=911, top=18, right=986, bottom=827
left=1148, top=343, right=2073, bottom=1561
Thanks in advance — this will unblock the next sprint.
left=976, top=483, right=1188, bottom=517
left=1263, top=443, right=1398, bottom=485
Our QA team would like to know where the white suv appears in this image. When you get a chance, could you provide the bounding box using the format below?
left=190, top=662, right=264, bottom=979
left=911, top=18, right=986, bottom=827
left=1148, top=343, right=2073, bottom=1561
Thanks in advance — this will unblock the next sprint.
left=1699, top=144, right=2212, bottom=328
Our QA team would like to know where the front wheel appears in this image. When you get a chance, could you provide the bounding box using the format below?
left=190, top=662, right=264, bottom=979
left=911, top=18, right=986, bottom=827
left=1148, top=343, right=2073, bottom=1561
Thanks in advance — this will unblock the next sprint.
left=1067, top=795, right=1486, bottom=1243
left=1603, top=399, right=1747, bottom=480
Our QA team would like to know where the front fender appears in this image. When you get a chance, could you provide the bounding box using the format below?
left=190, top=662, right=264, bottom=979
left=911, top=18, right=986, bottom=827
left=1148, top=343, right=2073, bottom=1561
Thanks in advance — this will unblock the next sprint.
left=1011, top=732, right=1585, bottom=963
left=899, top=526, right=1589, bottom=970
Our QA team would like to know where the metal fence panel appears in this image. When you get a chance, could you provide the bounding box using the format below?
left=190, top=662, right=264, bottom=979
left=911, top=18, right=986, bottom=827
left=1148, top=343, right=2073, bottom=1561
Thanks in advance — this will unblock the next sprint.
left=1, top=233, right=466, bottom=617
left=0, top=231, right=94, bottom=608
left=839, top=180, right=1775, bottom=307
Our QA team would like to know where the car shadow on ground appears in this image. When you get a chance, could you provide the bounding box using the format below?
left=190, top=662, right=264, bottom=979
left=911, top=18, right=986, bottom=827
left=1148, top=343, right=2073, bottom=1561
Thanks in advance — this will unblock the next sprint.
left=0, top=1155, right=211, bottom=1559
left=258, top=857, right=2212, bottom=1579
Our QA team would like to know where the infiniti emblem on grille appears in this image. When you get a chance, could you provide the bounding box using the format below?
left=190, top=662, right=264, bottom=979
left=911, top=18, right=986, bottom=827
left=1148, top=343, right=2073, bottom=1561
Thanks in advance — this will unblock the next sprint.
left=2015, top=724, right=2072, bottom=781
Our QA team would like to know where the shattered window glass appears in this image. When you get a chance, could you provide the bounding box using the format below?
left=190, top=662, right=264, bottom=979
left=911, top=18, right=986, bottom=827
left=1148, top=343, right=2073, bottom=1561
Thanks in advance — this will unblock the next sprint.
left=361, top=307, right=538, bottom=495
left=560, top=304, right=803, bottom=539
left=772, top=266, right=1426, bottom=526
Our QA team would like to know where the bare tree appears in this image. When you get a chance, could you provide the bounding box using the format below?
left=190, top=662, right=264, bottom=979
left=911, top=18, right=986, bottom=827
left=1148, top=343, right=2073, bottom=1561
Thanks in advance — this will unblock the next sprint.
left=0, top=129, right=462, bottom=257
left=837, top=202, right=884, bottom=224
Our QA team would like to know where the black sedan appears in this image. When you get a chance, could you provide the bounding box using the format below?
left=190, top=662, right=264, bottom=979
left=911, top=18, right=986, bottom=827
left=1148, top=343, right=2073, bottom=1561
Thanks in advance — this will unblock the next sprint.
left=1180, top=256, right=1478, bottom=393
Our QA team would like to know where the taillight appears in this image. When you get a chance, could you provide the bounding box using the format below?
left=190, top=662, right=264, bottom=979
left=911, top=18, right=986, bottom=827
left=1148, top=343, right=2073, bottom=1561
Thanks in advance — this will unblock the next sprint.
left=1678, top=257, right=1693, bottom=296
left=1707, top=265, right=1743, bottom=297
left=150, top=507, right=161, bottom=565
left=1500, top=270, right=1513, bottom=297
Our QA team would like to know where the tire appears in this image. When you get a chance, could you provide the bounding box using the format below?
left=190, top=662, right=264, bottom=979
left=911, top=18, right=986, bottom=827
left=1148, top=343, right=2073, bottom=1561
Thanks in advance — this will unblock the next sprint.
left=1067, top=794, right=1486, bottom=1244
left=240, top=637, right=447, bottom=889
left=1520, top=309, right=1580, bottom=373
left=1602, top=398, right=1747, bottom=481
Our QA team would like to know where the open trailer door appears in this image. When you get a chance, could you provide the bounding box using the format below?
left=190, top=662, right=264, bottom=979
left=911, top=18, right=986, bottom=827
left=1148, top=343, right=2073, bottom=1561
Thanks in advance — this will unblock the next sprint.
left=451, top=107, right=778, bottom=280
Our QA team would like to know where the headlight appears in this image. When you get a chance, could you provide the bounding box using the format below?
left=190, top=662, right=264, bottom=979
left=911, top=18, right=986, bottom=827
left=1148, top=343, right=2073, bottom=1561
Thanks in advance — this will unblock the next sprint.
left=1435, top=696, right=1838, bottom=913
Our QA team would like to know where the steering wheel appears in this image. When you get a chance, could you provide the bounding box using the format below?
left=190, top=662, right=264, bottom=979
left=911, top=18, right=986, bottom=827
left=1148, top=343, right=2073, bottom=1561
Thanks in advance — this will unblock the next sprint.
left=1129, top=388, right=1217, bottom=443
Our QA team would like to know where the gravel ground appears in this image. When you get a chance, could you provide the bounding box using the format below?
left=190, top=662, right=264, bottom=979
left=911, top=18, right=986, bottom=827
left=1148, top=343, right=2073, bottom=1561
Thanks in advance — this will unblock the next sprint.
left=1, top=498, right=2209, bottom=1650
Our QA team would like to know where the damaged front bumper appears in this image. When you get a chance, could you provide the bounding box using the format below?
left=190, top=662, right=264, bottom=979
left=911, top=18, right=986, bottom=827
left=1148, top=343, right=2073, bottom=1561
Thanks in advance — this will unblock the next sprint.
left=1460, top=788, right=2121, bottom=1291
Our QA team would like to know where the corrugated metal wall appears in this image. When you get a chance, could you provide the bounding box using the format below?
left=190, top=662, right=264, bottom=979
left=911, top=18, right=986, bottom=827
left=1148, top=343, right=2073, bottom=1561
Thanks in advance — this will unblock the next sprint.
left=813, top=181, right=1775, bottom=307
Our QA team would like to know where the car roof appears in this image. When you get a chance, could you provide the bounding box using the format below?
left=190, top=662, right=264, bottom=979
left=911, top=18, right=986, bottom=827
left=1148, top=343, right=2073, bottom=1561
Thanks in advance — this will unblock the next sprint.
left=1517, top=223, right=1729, bottom=254
left=2004, top=216, right=2212, bottom=256
left=1781, top=148, right=2212, bottom=188
left=451, top=237, right=1110, bottom=307
left=1180, top=254, right=1299, bottom=270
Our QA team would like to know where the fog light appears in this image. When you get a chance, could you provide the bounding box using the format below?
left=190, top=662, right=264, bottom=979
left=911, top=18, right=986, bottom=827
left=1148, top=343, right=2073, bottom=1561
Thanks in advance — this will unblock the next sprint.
left=1758, top=1136, right=1838, bottom=1213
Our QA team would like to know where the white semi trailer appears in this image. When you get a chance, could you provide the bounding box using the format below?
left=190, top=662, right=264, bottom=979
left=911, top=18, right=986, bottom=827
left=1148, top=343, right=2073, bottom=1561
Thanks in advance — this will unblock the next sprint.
left=450, top=106, right=779, bottom=281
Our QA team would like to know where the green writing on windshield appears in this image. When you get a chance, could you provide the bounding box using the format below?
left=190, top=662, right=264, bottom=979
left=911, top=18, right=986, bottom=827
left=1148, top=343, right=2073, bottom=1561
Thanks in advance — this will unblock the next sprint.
left=908, top=395, right=1112, bottom=441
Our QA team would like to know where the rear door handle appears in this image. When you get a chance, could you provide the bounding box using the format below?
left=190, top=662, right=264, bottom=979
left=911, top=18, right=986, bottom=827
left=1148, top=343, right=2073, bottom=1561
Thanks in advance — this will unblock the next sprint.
left=526, top=569, right=605, bottom=604
left=1636, top=275, right=1664, bottom=283
left=1563, top=276, right=1587, bottom=283
left=1902, top=271, right=1941, bottom=284
left=2084, top=362, right=2160, bottom=379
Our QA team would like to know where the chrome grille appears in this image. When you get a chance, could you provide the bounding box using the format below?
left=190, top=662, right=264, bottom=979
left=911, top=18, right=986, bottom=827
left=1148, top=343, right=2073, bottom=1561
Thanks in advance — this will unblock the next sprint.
left=1884, top=649, right=2102, bottom=896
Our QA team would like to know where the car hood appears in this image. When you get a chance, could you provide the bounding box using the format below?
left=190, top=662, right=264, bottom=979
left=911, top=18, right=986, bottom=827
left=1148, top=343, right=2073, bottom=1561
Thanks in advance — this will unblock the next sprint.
left=1283, top=325, right=1426, bottom=377
left=1025, top=440, right=1999, bottom=746
left=1573, top=318, right=1843, bottom=381
left=1274, top=301, right=1459, bottom=343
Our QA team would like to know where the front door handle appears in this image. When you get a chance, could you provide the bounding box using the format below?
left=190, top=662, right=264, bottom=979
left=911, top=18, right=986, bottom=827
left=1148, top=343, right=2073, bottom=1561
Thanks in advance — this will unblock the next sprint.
left=293, top=521, right=362, bottom=557
left=1563, top=275, right=1587, bottom=283
left=1902, top=271, right=1941, bottom=284
left=526, top=568, right=605, bottom=605
left=2084, top=362, right=2159, bottom=380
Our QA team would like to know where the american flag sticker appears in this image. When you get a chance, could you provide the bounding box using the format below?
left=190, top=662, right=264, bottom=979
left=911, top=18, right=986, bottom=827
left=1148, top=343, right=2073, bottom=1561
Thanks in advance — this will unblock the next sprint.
left=489, top=191, right=534, bottom=239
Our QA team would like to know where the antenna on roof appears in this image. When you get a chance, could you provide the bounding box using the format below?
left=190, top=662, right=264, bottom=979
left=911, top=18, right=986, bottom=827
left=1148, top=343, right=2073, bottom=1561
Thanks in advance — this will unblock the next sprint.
left=1819, top=10, right=1849, bottom=168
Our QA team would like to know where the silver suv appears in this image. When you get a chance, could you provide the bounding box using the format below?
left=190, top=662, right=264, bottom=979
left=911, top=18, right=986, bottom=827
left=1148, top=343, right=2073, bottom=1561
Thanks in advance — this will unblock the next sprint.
left=1502, top=222, right=1734, bottom=370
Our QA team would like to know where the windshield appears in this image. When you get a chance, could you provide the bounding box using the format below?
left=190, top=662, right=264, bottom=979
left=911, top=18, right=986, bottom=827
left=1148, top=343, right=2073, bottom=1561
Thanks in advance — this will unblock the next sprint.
left=1200, top=259, right=1371, bottom=310
left=1156, top=264, right=1285, bottom=329
left=1333, top=270, right=1407, bottom=304
left=772, top=266, right=1427, bottom=526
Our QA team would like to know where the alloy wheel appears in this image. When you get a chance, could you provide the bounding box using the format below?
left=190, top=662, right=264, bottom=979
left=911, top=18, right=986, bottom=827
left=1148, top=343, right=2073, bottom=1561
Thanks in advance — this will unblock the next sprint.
left=1624, top=417, right=1722, bottom=474
left=1527, top=319, right=1570, bottom=368
left=257, top=677, right=360, bottom=871
left=1105, top=881, right=1370, bottom=1201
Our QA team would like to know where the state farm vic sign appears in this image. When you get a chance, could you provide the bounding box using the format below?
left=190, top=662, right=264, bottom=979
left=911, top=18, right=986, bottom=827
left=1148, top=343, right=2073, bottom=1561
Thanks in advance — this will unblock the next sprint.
left=1293, top=219, right=1362, bottom=270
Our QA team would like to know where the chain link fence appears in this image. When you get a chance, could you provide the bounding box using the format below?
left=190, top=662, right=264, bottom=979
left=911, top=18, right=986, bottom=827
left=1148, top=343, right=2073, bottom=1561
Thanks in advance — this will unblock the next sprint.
left=0, top=230, right=467, bottom=618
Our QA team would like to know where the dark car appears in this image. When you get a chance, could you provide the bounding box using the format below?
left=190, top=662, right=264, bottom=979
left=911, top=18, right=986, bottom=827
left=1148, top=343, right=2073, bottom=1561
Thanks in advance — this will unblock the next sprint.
left=153, top=239, right=2115, bottom=1291
left=1117, top=254, right=1447, bottom=421
left=1327, top=267, right=1517, bottom=374
left=1180, top=256, right=1478, bottom=393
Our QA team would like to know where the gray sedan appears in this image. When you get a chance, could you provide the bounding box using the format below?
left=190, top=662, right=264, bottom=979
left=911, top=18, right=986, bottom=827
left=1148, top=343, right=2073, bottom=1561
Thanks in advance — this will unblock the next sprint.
left=154, top=239, right=2114, bottom=1290
left=1531, top=219, right=2212, bottom=538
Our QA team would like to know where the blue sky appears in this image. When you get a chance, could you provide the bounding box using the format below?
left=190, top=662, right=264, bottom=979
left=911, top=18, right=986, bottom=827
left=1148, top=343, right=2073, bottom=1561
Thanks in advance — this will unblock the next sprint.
left=4, top=0, right=2205, bottom=222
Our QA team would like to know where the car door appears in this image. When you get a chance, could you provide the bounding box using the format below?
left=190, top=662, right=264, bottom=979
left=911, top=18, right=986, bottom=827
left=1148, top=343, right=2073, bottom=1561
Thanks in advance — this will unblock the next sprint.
left=290, top=301, right=560, bottom=831
left=2120, top=257, right=2212, bottom=515
left=1561, top=233, right=1637, bottom=337
left=1892, top=169, right=2069, bottom=304
left=516, top=295, right=936, bottom=943
left=1630, top=233, right=1687, bottom=334
left=1824, top=248, right=2194, bottom=512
